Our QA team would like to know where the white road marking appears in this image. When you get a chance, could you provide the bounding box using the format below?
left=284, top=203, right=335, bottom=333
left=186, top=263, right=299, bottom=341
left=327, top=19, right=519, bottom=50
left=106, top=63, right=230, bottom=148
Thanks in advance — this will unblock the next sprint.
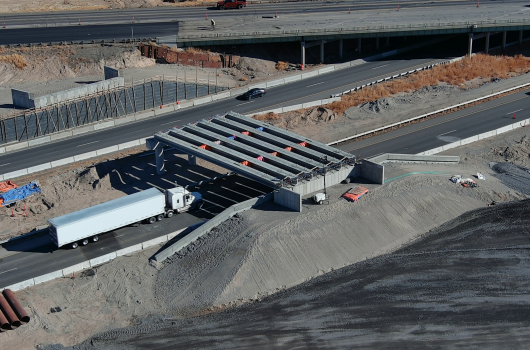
left=77, top=140, right=99, bottom=147
left=236, top=101, right=255, bottom=106
left=0, top=267, right=17, bottom=275
left=306, top=82, right=325, bottom=87
left=160, top=120, right=181, bottom=126
left=507, top=109, right=523, bottom=115
left=439, top=129, right=457, bottom=136
left=0, top=163, right=10, bottom=167
left=371, top=64, right=389, bottom=70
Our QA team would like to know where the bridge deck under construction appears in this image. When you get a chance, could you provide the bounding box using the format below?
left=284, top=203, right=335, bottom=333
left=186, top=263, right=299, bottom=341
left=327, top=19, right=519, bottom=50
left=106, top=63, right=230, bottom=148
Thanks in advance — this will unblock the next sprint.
left=151, top=111, right=355, bottom=189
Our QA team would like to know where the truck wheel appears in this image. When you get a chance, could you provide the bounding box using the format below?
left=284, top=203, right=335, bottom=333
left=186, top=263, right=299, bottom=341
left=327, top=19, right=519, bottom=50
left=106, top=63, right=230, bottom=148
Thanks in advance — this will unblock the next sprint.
left=157, top=214, right=164, bottom=221
left=319, top=200, right=324, bottom=205
left=166, top=211, right=174, bottom=218
left=148, top=216, right=156, bottom=224
left=92, top=235, right=99, bottom=242
left=71, top=242, right=79, bottom=249
left=238, top=4, right=243, bottom=8
left=219, top=5, right=224, bottom=9
left=81, top=239, right=89, bottom=246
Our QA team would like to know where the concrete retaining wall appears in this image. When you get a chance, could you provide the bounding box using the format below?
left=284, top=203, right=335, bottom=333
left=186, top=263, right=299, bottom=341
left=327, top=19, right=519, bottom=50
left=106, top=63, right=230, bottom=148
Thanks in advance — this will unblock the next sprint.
left=274, top=188, right=301, bottom=212
left=360, top=160, right=384, bottom=184
left=289, top=164, right=355, bottom=196
left=153, top=193, right=273, bottom=262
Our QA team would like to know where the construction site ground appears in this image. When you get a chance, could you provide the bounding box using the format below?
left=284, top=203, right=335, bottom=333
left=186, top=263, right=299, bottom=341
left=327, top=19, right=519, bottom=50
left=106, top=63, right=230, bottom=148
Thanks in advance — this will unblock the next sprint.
left=0, top=65, right=528, bottom=347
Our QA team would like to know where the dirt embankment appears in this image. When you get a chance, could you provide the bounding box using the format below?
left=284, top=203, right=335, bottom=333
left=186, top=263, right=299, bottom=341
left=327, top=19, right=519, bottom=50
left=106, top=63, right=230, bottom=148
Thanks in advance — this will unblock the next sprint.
left=0, top=0, right=162, bottom=13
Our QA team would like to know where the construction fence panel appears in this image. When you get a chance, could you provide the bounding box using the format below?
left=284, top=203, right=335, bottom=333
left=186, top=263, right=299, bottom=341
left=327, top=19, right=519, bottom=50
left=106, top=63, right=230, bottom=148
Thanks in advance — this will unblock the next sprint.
left=0, top=79, right=230, bottom=145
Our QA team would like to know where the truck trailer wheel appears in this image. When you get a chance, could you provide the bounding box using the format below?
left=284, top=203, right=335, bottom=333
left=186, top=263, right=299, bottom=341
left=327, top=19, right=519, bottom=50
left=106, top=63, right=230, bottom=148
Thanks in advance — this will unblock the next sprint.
left=71, top=242, right=79, bottom=249
left=92, top=235, right=99, bottom=242
left=157, top=214, right=164, bottom=221
left=166, top=211, right=174, bottom=218
left=148, top=216, right=157, bottom=224
left=81, top=239, right=89, bottom=246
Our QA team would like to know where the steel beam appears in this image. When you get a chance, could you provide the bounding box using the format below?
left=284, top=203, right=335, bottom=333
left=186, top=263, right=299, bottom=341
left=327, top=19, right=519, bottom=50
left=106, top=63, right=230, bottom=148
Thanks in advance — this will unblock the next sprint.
left=183, top=124, right=307, bottom=175
left=154, top=133, right=279, bottom=188
left=224, top=112, right=353, bottom=160
left=166, top=128, right=297, bottom=179
left=196, top=121, right=321, bottom=169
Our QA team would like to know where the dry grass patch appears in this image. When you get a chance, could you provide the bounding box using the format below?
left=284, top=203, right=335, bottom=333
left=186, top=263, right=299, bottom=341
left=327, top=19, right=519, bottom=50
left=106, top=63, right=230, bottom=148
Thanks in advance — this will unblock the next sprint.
left=0, top=54, right=27, bottom=69
left=253, top=112, right=281, bottom=121
left=186, top=47, right=210, bottom=54
left=327, top=54, right=530, bottom=114
left=239, top=77, right=248, bottom=81
left=275, top=61, right=289, bottom=70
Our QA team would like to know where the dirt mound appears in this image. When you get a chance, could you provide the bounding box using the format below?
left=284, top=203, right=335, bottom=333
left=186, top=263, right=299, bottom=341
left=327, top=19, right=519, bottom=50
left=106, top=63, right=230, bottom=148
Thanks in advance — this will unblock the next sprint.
left=497, top=135, right=530, bottom=166
left=270, top=107, right=340, bottom=130
left=0, top=44, right=155, bottom=85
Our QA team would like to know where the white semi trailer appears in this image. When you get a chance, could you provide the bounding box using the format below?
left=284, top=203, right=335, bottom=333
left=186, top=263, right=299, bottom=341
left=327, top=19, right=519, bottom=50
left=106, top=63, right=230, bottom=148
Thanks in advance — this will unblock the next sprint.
left=49, top=186, right=202, bottom=249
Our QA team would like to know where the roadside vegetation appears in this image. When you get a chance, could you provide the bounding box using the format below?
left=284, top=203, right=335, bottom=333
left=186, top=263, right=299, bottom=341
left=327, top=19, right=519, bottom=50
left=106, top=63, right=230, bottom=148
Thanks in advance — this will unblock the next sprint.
left=254, top=53, right=530, bottom=121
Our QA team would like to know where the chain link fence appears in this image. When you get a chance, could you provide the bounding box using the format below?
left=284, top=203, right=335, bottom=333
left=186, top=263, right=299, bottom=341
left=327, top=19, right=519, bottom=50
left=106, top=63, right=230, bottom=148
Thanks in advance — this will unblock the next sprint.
left=0, top=77, right=231, bottom=144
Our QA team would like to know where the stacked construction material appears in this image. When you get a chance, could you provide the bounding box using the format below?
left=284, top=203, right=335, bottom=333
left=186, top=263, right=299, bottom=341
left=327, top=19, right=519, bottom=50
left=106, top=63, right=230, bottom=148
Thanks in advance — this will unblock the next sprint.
left=0, top=181, right=41, bottom=207
left=0, top=289, right=30, bottom=332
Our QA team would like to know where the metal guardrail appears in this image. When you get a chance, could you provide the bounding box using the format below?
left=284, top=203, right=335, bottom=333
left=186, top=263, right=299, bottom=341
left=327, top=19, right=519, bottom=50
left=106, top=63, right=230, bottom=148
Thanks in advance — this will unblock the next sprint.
left=175, top=18, right=530, bottom=41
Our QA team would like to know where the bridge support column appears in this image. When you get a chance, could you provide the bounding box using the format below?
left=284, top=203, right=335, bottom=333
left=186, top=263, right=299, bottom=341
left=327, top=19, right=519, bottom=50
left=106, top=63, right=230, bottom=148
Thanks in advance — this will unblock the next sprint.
left=468, top=33, right=473, bottom=57
left=376, top=37, right=380, bottom=49
left=403, top=35, right=407, bottom=41
left=146, top=138, right=166, bottom=175
left=502, top=31, right=507, bottom=49
left=485, top=32, right=490, bottom=53
left=339, top=39, right=343, bottom=59
left=301, top=41, right=306, bottom=68
left=519, top=30, right=524, bottom=44
left=188, top=154, right=197, bottom=166
left=386, top=37, right=390, bottom=46
left=358, top=38, right=362, bottom=53
left=320, top=40, right=325, bottom=63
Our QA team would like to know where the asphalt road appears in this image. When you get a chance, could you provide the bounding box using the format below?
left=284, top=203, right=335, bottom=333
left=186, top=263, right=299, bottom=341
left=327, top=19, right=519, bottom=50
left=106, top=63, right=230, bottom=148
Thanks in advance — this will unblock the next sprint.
left=0, top=50, right=458, bottom=175
left=337, top=89, right=530, bottom=158
left=0, top=0, right=519, bottom=32
left=0, top=174, right=272, bottom=289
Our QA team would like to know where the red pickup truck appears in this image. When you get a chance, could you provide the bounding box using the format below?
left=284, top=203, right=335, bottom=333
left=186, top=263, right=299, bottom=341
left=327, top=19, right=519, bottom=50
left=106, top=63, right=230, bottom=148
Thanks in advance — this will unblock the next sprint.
left=216, top=0, right=246, bottom=9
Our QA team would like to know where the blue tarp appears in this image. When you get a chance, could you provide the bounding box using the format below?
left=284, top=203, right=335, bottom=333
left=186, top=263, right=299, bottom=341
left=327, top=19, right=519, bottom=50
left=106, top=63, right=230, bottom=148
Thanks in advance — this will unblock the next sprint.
left=0, top=182, right=41, bottom=206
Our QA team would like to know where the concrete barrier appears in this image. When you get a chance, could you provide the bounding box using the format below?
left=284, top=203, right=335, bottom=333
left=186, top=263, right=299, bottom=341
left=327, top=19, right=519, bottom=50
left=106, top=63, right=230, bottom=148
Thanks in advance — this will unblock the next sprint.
left=0, top=147, right=5, bottom=154
left=282, top=104, right=303, bottom=113
left=51, top=157, right=74, bottom=168
left=51, top=131, right=73, bottom=141
left=2, top=279, right=35, bottom=292
left=302, top=100, right=322, bottom=109
left=460, top=135, right=479, bottom=145
left=301, top=71, right=319, bottom=79
left=116, top=243, right=143, bottom=257
left=97, top=145, right=120, bottom=156
left=167, top=227, right=187, bottom=240
left=93, top=120, right=115, bottom=131
left=360, top=160, right=384, bottom=184
left=193, top=96, right=213, bottom=106
left=72, top=125, right=94, bottom=136
left=27, top=163, right=51, bottom=174
left=89, top=252, right=117, bottom=267
left=142, top=236, right=168, bottom=249
left=284, top=75, right=302, bottom=83
left=33, top=270, right=64, bottom=285
left=318, top=66, right=335, bottom=74
left=28, top=136, right=51, bottom=147
left=118, top=140, right=140, bottom=150
left=62, top=261, right=91, bottom=276
left=134, top=110, right=155, bottom=120
left=496, top=124, right=514, bottom=135
left=266, top=79, right=285, bottom=88
left=478, top=130, right=496, bottom=140
left=5, top=141, right=28, bottom=152
left=211, top=91, right=231, bottom=101
left=2, top=169, right=28, bottom=180
left=74, top=151, right=97, bottom=162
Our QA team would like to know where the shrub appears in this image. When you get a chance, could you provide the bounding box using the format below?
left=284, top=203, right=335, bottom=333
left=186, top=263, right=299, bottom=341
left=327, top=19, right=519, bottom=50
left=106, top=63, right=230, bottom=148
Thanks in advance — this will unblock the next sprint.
left=0, top=54, right=27, bottom=69
left=275, top=61, right=289, bottom=70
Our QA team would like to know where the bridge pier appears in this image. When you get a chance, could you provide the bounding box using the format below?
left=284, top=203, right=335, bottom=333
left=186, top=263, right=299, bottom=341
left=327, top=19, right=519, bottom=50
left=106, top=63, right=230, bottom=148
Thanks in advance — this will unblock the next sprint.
left=485, top=32, right=490, bottom=53
left=502, top=31, right=507, bottom=49
left=146, top=138, right=166, bottom=175
left=520, top=30, right=524, bottom=44
left=468, top=33, right=473, bottom=57
left=358, top=38, right=362, bottom=53
left=376, top=37, right=380, bottom=49
left=320, top=40, right=325, bottom=63
left=301, top=41, right=305, bottom=68
left=188, top=154, right=197, bottom=166
left=339, top=39, right=343, bottom=59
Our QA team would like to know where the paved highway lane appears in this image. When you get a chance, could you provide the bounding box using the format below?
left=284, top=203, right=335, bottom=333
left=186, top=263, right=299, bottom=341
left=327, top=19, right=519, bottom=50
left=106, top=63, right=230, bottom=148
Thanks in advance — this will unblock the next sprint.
left=0, top=174, right=272, bottom=288
left=337, top=89, right=530, bottom=158
left=0, top=0, right=516, bottom=30
left=0, top=54, right=453, bottom=175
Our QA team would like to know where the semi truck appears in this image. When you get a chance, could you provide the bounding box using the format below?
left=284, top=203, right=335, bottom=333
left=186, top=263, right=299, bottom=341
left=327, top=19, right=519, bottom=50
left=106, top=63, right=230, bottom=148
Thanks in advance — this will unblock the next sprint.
left=48, top=186, right=203, bottom=249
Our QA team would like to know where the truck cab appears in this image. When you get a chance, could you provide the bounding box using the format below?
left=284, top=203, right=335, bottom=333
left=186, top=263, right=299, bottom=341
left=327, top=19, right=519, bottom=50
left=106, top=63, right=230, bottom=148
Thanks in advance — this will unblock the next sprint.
left=217, top=0, right=246, bottom=10
left=165, top=187, right=203, bottom=214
